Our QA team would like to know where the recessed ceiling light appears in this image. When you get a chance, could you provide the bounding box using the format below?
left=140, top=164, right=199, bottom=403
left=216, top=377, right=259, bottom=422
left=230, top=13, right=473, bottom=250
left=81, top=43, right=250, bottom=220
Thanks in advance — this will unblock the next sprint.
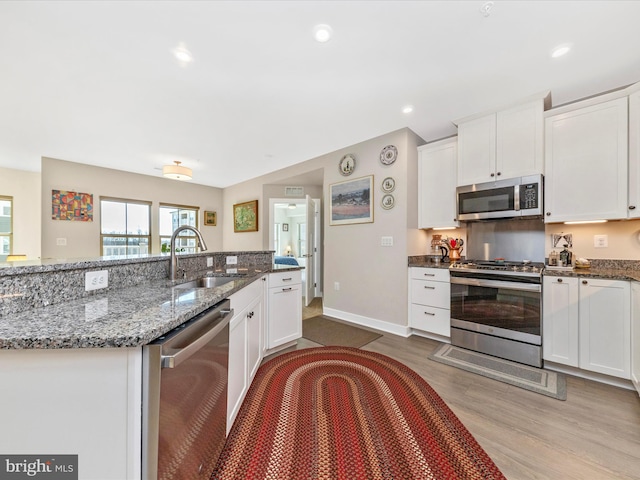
left=313, top=24, right=333, bottom=43
left=551, top=44, right=572, bottom=58
left=172, top=43, right=193, bottom=64
left=402, top=105, right=414, bottom=114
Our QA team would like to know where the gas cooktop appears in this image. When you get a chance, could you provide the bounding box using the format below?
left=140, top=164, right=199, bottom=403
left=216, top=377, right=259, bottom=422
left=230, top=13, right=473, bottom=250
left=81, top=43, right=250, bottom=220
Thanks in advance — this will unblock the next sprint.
left=449, top=259, right=544, bottom=278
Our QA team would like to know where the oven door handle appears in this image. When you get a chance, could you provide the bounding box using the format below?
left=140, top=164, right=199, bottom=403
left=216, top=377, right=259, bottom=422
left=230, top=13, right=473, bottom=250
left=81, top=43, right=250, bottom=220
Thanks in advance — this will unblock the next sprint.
left=450, top=276, right=541, bottom=292
left=161, top=308, right=233, bottom=369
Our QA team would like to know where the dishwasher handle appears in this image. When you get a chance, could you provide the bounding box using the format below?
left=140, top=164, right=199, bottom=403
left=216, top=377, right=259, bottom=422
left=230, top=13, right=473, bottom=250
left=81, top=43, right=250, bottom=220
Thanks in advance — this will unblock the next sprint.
left=161, top=308, right=233, bottom=369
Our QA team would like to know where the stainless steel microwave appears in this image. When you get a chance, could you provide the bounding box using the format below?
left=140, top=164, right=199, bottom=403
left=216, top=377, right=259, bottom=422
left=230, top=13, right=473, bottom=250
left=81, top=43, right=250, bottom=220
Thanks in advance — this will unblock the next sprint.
left=456, top=174, right=543, bottom=221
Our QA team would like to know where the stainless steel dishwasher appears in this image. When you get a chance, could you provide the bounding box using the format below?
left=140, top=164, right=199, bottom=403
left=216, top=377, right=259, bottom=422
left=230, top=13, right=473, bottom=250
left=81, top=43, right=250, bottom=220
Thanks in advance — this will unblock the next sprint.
left=143, top=299, right=232, bottom=480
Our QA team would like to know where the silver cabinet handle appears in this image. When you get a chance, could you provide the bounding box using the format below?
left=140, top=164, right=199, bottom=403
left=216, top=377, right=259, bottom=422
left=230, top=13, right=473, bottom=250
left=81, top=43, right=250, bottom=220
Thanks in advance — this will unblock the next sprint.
left=423, top=273, right=435, bottom=277
left=282, top=287, right=292, bottom=292
left=423, top=311, right=435, bottom=316
left=423, top=285, right=436, bottom=289
left=282, top=277, right=292, bottom=281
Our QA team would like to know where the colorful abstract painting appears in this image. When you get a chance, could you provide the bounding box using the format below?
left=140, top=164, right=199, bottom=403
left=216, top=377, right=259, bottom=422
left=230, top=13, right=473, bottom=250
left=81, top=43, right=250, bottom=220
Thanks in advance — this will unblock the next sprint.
left=52, top=190, right=93, bottom=221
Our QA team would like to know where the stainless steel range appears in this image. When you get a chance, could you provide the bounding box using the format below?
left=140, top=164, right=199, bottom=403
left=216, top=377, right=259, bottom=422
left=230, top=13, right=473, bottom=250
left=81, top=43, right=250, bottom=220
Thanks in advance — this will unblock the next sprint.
left=449, top=259, right=544, bottom=367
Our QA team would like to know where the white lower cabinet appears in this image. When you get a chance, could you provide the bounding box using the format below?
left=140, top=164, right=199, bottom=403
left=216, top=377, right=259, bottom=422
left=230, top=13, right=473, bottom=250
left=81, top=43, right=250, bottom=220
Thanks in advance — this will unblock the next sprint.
left=227, top=277, right=265, bottom=430
left=267, top=270, right=302, bottom=349
left=409, top=267, right=450, bottom=338
left=543, top=276, right=631, bottom=379
left=631, top=283, right=640, bottom=395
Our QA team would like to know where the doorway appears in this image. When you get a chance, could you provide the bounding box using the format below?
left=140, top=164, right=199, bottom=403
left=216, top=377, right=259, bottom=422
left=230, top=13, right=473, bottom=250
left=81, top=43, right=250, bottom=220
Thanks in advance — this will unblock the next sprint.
left=269, top=196, right=322, bottom=306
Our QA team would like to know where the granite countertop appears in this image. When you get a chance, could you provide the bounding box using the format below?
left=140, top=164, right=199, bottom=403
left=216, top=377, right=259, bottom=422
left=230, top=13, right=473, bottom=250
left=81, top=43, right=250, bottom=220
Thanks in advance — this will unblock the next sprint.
left=542, top=266, right=640, bottom=282
left=0, top=264, right=302, bottom=350
left=407, top=256, right=453, bottom=270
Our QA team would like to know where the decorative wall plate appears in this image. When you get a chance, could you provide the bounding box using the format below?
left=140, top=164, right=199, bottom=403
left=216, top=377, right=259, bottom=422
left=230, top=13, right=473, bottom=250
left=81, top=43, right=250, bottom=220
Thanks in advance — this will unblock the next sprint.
left=339, top=154, right=356, bottom=176
left=381, top=177, right=395, bottom=193
left=380, top=145, right=397, bottom=165
left=381, top=194, right=395, bottom=210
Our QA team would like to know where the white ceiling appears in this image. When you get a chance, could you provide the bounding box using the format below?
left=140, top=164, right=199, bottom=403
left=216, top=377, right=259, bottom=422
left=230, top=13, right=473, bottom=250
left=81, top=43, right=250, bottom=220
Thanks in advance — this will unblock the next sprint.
left=1, top=1, right=639, bottom=188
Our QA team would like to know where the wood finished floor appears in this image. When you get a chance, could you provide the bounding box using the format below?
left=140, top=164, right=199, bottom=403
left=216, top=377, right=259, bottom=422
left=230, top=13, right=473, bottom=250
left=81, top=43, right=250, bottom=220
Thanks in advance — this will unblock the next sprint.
left=267, top=305, right=640, bottom=479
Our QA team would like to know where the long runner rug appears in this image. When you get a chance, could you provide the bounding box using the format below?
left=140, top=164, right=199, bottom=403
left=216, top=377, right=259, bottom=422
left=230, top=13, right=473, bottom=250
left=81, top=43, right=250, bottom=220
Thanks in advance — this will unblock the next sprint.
left=212, top=346, right=506, bottom=479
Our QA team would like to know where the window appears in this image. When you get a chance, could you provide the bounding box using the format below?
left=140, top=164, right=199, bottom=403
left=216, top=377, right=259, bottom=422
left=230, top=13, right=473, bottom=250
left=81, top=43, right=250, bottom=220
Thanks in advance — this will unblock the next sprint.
left=100, top=198, right=151, bottom=257
left=0, top=196, right=12, bottom=261
left=159, top=204, right=199, bottom=253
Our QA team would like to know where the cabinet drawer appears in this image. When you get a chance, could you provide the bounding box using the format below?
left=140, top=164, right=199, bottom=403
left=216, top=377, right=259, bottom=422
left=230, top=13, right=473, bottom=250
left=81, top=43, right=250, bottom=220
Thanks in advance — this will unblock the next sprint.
left=411, top=280, right=450, bottom=308
left=410, top=267, right=449, bottom=282
left=410, top=304, right=450, bottom=337
left=269, top=270, right=301, bottom=288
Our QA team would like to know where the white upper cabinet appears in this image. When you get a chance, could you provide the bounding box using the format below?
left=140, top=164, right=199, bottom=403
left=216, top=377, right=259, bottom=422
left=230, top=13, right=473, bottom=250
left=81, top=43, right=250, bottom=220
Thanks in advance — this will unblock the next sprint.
left=418, top=137, right=458, bottom=229
left=628, top=88, right=640, bottom=218
left=456, top=95, right=547, bottom=186
left=544, top=96, right=628, bottom=223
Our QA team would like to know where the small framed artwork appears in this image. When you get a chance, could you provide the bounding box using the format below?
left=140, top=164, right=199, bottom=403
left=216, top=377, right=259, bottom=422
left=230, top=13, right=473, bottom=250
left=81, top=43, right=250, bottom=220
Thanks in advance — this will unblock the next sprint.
left=330, top=175, right=374, bottom=226
left=204, top=211, right=217, bottom=226
left=233, top=200, right=259, bottom=232
left=282, top=223, right=289, bottom=232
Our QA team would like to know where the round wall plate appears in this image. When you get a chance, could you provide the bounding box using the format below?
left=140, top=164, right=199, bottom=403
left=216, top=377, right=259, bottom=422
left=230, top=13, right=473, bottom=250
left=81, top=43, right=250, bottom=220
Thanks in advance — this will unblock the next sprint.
left=380, top=145, right=397, bottom=165
left=381, top=177, right=395, bottom=193
left=381, top=194, right=395, bottom=210
left=339, top=154, right=356, bottom=176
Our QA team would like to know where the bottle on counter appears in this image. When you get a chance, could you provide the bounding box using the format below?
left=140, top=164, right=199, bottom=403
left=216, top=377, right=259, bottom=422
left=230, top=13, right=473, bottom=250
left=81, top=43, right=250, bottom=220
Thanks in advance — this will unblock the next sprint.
left=559, top=244, right=572, bottom=267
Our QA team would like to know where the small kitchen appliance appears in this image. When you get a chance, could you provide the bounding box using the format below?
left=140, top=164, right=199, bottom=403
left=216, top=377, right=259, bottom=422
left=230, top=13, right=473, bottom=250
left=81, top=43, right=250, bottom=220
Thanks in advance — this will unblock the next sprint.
left=456, top=174, right=543, bottom=221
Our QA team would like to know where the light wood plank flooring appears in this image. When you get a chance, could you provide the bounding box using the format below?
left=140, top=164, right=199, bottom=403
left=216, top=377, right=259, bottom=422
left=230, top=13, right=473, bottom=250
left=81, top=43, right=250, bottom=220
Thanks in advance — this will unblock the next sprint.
left=267, top=321, right=640, bottom=479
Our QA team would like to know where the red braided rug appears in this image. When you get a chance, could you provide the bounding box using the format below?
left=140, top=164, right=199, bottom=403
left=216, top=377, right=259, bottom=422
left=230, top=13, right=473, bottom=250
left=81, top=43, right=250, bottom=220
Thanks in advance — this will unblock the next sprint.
left=212, top=347, right=506, bottom=480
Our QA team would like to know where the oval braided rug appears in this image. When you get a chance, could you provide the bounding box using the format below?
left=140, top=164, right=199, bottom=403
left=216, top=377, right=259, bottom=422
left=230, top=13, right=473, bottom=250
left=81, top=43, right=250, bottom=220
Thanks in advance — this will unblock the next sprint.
left=212, top=346, right=506, bottom=480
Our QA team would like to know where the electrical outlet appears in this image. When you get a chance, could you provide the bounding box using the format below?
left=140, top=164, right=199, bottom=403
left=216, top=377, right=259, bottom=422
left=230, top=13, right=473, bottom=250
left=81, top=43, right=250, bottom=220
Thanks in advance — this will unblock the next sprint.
left=85, top=270, right=109, bottom=291
left=594, top=235, right=608, bottom=248
left=334, top=282, right=340, bottom=291
left=56, top=237, right=67, bottom=246
left=206, top=256, right=214, bottom=267
left=226, top=256, right=238, bottom=265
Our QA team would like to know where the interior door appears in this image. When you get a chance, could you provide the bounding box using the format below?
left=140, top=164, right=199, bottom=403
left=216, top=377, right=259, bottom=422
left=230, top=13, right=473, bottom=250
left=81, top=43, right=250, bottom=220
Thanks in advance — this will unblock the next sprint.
left=304, top=195, right=316, bottom=306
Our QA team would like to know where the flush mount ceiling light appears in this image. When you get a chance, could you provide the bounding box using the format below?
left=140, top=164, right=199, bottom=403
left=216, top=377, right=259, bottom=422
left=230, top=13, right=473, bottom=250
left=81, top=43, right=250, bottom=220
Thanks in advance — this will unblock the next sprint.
left=163, top=161, right=192, bottom=181
left=551, top=44, right=572, bottom=58
left=313, top=24, right=333, bottom=43
left=171, top=43, right=193, bottom=64
left=402, top=105, right=414, bottom=114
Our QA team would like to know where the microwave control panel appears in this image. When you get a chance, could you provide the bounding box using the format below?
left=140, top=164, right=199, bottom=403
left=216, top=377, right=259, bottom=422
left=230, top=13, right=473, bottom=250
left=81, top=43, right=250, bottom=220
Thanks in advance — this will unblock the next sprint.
left=519, top=183, right=539, bottom=209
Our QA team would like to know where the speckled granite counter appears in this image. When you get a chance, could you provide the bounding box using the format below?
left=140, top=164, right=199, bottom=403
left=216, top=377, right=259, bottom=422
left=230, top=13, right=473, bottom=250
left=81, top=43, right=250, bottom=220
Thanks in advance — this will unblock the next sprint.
left=0, top=252, right=302, bottom=350
left=407, top=255, right=453, bottom=270
left=543, top=259, right=640, bottom=282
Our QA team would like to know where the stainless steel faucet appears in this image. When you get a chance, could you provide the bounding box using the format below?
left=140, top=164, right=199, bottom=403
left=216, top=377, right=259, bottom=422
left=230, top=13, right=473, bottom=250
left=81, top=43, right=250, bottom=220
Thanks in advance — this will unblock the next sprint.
left=170, top=225, right=208, bottom=281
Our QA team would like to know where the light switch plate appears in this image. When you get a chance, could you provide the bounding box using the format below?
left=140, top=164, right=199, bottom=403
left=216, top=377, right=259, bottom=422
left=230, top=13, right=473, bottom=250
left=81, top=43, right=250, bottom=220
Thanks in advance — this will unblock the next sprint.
left=594, top=235, right=608, bottom=248
left=206, top=256, right=213, bottom=267
left=381, top=236, right=393, bottom=247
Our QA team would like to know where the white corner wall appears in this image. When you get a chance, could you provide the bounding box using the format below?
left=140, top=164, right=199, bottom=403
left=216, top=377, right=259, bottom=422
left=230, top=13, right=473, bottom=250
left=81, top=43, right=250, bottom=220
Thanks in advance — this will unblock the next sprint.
left=0, top=166, right=41, bottom=260
left=41, top=157, right=223, bottom=259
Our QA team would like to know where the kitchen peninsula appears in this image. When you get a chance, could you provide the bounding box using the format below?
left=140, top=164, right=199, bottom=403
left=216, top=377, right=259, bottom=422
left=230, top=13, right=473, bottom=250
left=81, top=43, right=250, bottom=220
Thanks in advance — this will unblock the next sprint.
left=0, top=251, right=302, bottom=480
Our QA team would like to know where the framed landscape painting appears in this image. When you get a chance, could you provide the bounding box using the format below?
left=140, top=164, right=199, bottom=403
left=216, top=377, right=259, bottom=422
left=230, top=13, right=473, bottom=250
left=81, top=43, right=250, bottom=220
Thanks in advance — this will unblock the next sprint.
left=233, top=200, right=259, bottom=232
left=329, top=175, right=373, bottom=226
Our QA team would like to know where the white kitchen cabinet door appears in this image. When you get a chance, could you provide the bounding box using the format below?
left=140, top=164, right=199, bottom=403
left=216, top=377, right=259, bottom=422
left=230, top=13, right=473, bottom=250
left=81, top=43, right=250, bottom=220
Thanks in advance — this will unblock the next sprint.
left=544, top=97, right=628, bottom=223
left=246, top=294, right=263, bottom=382
left=227, top=308, right=247, bottom=429
left=496, top=99, right=544, bottom=180
left=418, top=137, right=459, bottom=229
left=631, top=283, right=640, bottom=395
left=628, top=89, right=640, bottom=218
left=579, top=278, right=631, bottom=379
left=267, top=271, right=302, bottom=349
left=542, top=276, right=579, bottom=367
left=457, top=113, right=496, bottom=186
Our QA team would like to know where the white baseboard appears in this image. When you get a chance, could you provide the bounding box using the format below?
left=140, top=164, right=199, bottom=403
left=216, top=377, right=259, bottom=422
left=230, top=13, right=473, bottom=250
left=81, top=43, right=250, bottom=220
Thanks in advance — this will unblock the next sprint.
left=410, top=329, right=451, bottom=344
left=321, top=307, right=411, bottom=337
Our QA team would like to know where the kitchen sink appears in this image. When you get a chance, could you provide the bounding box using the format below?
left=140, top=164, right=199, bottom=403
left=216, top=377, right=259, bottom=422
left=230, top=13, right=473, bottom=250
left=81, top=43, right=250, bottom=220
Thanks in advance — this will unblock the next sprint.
left=173, top=276, right=237, bottom=289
